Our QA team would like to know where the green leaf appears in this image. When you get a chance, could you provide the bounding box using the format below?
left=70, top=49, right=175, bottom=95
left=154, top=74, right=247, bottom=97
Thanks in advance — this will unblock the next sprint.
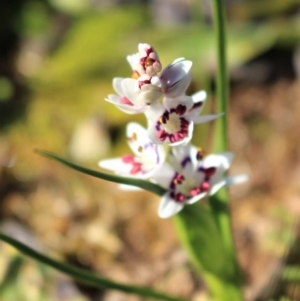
left=0, top=232, right=187, bottom=301
left=35, top=149, right=166, bottom=196
left=0, top=256, right=24, bottom=301
left=174, top=203, right=243, bottom=301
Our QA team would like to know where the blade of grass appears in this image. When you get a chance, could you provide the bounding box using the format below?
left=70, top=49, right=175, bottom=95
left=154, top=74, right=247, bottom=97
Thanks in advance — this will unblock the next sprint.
left=210, top=0, right=238, bottom=265
left=0, top=232, right=188, bottom=301
left=210, top=0, right=242, bottom=298
left=35, top=149, right=166, bottom=197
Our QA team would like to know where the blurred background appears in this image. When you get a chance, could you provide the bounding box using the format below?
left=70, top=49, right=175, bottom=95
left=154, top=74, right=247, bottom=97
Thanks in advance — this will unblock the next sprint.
left=1, top=0, right=300, bottom=300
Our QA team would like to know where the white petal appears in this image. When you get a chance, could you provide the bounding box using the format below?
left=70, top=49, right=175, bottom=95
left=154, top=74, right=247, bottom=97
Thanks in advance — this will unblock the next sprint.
left=209, top=179, right=226, bottom=195
left=126, top=122, right=147, bottom=140
left=161, top=59, right=192, bottom=77
left=144, top=102, right=165, bottom=120
left=203, top=152, right=234, bottom=186
left=203, top=152, right=234, bottom=170
left=98, top=158, right=132, bottom=174
left=189, top=90, right=207, bottom=115
left=126, top=54, right=135, bottom=69
left=192, top=90, right=207, bottom=103
left=112, top=77, right=125, bottom=96
left=158, top=193, right=184, bottom=218
left=126, top=122, right=150, bottom=155
left=147, top=123, right=163, bottom=145
left=163, top=95, right=194, bottom=112
left=119, top=184, right=142, bottom=191
left=164, top=73, right=192, bottom=98
left=186, top=192, right=207, bottom=204
left=169, top=57, right=185, bottom=64
left=171, top=144, right=191, bottom=164
left=105, top=96, right=143, bottom=114
left=226, top=174, right=248, bottom=186
left=138, top=86, right=162, bottom=105
left=151, top=163, right=176, bottom=189
left=126, top=53, right=139, bottom=70
left=192, top=113, right=224, bottom=123
left=160, top=59, right=192, bottom=97
left=121, top=78, right=140, bottom=105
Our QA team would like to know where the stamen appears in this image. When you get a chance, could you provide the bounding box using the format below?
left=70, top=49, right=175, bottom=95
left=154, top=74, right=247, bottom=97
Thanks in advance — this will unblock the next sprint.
left=203, top=167, right=216, bottom=178
left=200, top=181, right=210, bottom=192
left=173, top=173, right=185, bottom=184
left=175, top=104, right=186, bottom=116
left=196, top=148, right=204, bottom=160
left=156, top=111, right=189, bottom=144
left=157, top=130, right=167, bottom=141
left=138, top=146, right=143, bottom=152
left=190, top=187, right=200, bottom=196
left=159, top=115, right=167, bottom=124
left=174, top=192, right=186, bottom=203
left=140, top=57, right=155, bottom=69
left=132, top=132, right=137, bottom=141
left=131, top=71, right=140, bottom=79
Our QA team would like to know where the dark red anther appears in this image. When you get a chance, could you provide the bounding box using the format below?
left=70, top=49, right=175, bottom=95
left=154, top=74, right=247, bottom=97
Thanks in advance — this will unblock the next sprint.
left=173, top=173, right=185, bottom=185
left=196, top=148, right=204, bottom=160
left=190, top=101, right=203, bottom=111
left=203, top=167, right=216, bottom=178
left=175, top=104, right=186, bottom=116
left=174, top=193, right=186, bottom=203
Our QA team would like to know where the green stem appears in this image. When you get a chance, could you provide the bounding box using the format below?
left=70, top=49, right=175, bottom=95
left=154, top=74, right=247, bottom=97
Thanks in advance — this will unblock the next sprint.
left=0, top=232, right=187, bottom=301
left=211, top=0, right=228, bottom=152
left=210, top=0, right=243, bottom=299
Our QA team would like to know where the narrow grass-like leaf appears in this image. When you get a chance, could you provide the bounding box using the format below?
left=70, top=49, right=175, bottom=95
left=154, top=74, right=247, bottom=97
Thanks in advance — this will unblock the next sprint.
left=174, top=203, right=243, bottom=301
left=0, top=232, right=188, bottom=301
left=0, top=256, right=24, bottom=295
left=35, top=149, right=166, bottom=196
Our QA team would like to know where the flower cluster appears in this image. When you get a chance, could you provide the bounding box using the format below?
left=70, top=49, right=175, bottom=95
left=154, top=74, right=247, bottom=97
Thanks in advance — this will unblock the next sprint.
left=100, top=43, right=247, bottom=218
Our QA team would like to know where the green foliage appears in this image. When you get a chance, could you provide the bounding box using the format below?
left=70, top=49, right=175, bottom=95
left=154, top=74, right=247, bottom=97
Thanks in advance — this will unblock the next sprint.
left=42, top=6, right=150, bottom=86
left=174, top=203, right=243, bottom=301
left=0, top=256, right=25, bottom=301
left=18, top=1, right=52, bottom=36
left=0, top=233, right=188, bottom=301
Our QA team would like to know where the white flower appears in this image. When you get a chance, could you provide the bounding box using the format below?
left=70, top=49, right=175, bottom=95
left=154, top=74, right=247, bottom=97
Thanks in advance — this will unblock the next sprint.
left=138, top=43, right=162, bottom=76
left=145, top=90, right=223, bottom=146
left=151, top=144, right=248, bottom=218
left=109, top=44, right=193, bottom=109
left=105, top=78, right=146, bottom=114
left=136, top=58, right=193, bottom=105
left=99, top=122, right=166, bottom=181
left=127, top=43, right=162, bottom=78
left=160, top=58, right=192, bottom=98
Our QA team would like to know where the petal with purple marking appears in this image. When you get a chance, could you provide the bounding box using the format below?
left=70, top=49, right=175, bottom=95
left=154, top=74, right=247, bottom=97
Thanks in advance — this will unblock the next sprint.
left=158, top=193, right=184, bottom=218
